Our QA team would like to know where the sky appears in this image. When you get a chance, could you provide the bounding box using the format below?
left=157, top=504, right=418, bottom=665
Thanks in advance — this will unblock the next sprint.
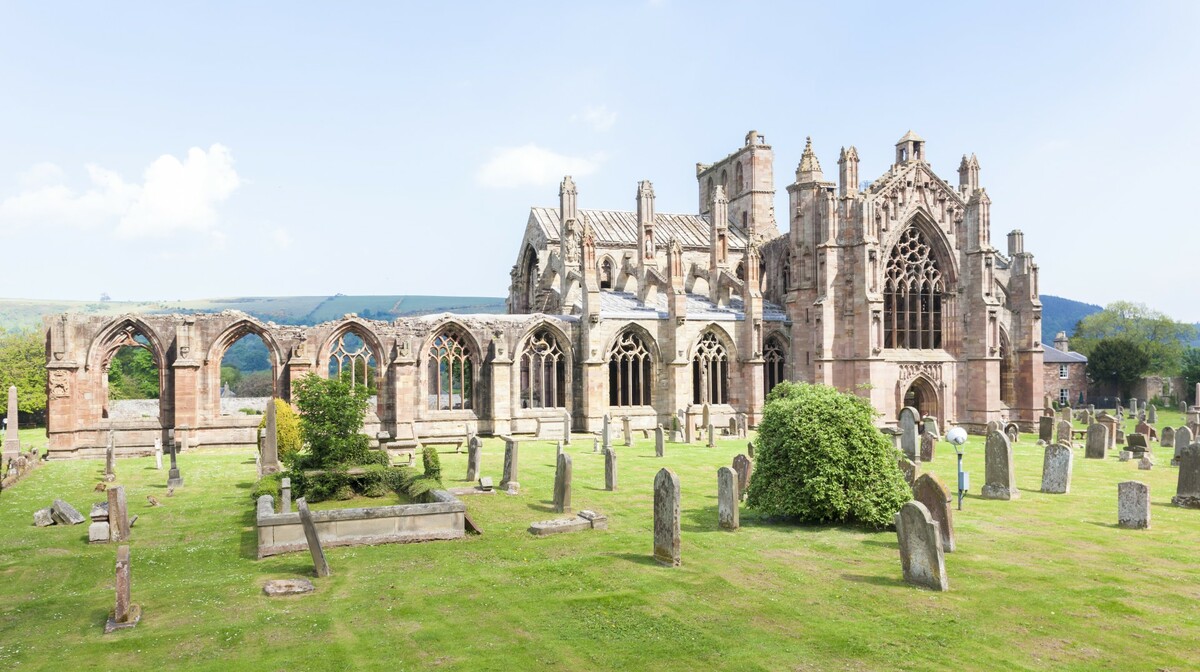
left=0, top=2, right=1198, bottom=319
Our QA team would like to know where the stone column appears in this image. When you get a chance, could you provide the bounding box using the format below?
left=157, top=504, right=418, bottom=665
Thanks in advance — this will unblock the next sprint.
left=489, top=341, right=513, bottom=437
left=706, top=423, right=716, bottom=448
left=653, top=468, right=681, bottom=567
left=717, top=466, right=739, bottom=530
left=153, top=437, right=163, bottom=470
left=297, top=498, right=331, bottom=577
left=105, top=433, right=116, bottom=482
left=563, top=409, right=572, bottom=445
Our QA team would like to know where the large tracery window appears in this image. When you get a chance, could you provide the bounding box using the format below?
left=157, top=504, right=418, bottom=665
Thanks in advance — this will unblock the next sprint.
left=764, top=335, right=786, bottom=398
left=328, top=332, right=377, bottom=392
left=608, top=329, right=653, bottom=407
left=428, top=329, right=474, bottom=410
left=884, top=227, right=944, bottom=349
left=520, top=328, right=566, bottom=409
left=692, top=332, right=730, bottom=404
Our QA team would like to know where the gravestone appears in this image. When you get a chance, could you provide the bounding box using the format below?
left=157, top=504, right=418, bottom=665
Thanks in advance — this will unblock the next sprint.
left=1087, top=404, right=1096, bottom=415
left=104, top=545, right=140, bottom=633
left=261, top=397, right=280, bottom=475
left=728, top=418, right=738, bottom=437
left=898, top=457, right=918, bottom=486
left=655, top=425, right=664, bottom=457
left=898, top=406, right=919, bottom=461
left=592, top=436, right=599, bottom=453
left=1161, top=426, right=1175, bottom=448
left=1183, top=401, right=1189, bottom=414
left=1138, top=456, right=1154, bottom=470
left=2, top=385, right=19, bottom=458
left=602, top=414, right=612, bottom=450
left=1038, top=416, right=1054, bottom=443
left=981, top=430, right=1019, bottom=500
left=1147, top=404, right=1158, bottom=424
left=702, top=403, right=711, bottom=435
left=1118, top=481, right=1150, bottom=529
left=603, top=448, right=617, bottom=491
left=563, top=409, right=572, bottom=444
left=167, top=438, right=184, bottom=488
left=1129, top=398, right=1139, bottom=416
left=653, top=468, right=681, bottom=567
left=553, top=453, right=572, bottom=513
left=1135, top=420, right=1152, bottom=438
left=1060, top=406, right=1073, bottom=423
left=466, top=438, right=482, bottom=482
left=920, top=432, right=936, bottom=462
left=1097, top=413, right=1118, bottom=451
left=894, top=501, right=948, bottom=591
left=105, top=432, right=116, bottom=482
left=153, top=437, right=163, bottom=470
left=912, top=473, right=954, bottom=552
left=33, top=508, right=54, bottom=527
left=1172, top=444, right=1200, bottom=508
left=1040, top=444, right=1073, bottom=494
left=1174, top=426, right=1193, bottom=465
left=747, top=441, right=755, bottom=459
left=717, top=466, right=739, bottom=530
left=1056, top=420, right=1073, bottom=447
left=50, top=499, right=85, bottom=525
left=732, top=454, right=752, bottom=500
left=737, top=412, right=748, bottom=438
left=107, top=486, right=130, bottom=542
left=280, top=477, right=292, bottom=514
left=1126, top=433, right=1149, bottom=458
left=1004, top=423, right=1019, bottom=444
left=986, top=420, right=1001, bottom=438
left=678, top=409, right=689, bottom=443
left=1085, top=423, right=1107, bottom=459
left=706, top=423, right=716, bottom=448
left=556, top=441, right=563, bottom=458
left=921, top=416, right=939, bottom=439
left=622, top=416, right=632, bottom=447
left=296, top=498, right=331, bottom=577
left=501, top=438, right=519, bottom=493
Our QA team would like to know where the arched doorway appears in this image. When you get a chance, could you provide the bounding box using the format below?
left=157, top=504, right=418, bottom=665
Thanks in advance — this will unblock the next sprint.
left=903, top=377, right=938, bottom=419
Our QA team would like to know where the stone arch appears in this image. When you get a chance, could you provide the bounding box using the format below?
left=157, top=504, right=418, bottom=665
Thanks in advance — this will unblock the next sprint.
left=690, top=326, right=735, bottom=405
left=421, top=320, right=484, bottom=413
left=604, top=323, right=660, bottom=408
left=86, top=315, right=170, bottom=423
left=901, top=375, right=940, bottom=420
left=517, top=244, right=539, bottom=312
left=885, top=210, right=959, bottom=285
left=514, top=320, right=574, bottom=411
left=203, top=317, right=286, bottom=413
left=317, top=318, right=388, bottom=417
left=598, top=255, right=616, bottom=290
left=763, top=329, right=789, bottom=397
left=686, top=323, right=738, bottom=363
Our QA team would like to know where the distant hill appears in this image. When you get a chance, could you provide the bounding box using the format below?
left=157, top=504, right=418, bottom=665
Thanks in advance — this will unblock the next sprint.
left=1040, top=294, right=1104, bottom=343
left=0, top=294, right=508, bottom=332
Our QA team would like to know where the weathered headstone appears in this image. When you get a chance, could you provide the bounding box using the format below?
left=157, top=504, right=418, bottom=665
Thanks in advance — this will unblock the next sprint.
left=1004, top=423, right=1019, bottom=444
left=1040, top=444, right=1073, bottom=494
left=701, top=403, right=711, bottom=435
left=261, top=397, right=280, bottom=475
left=167, top=438, right=184, bottom=488
left=602, top=413, right=612, bottom=450
left=296, top=498, right=331, bottom=577
left=466, top=437, right=482, bottom=481
left=603, top=447, right=617, bottom=491
left=1172, top=444, right=1200, bottom=508
left=1038, top=416, right=1054, bottom=443
left=706, top=423, right=716, bottom=448
left=553, top=453, right=572, bottom=513
left=2, top=385, right=19, bottom=457
left=89, top=520, right=111, bottom=543
left=1174, top=426, right=1193, bottom=466
left=562, top=410, right=572, bottom=445
left=50, top=498, right=85, bottom=525
left=1097, top=413, right=1118, bottom=451
left=1147, top=404, right=1158, bottom=424
left=919, top=432, right=936, bottom=462
left=107, top=486, right=130, bottom=542
left=1135, top=420, right=1153, bottom=439
left=898, top=406, right=919, bottom=461
left=1060, top=406, right=1073, bottom=423
left=105, top=432, right=116, bottom=482
left=1126, top=433, right=1149, bottom=458
left=655, top=425, right=664, bottom=457
left=1138, top=456, right=1154, bottom=470
left=104, top=545, right=140, bottom=633
left=732, top=454, right=752, bottom=501
left=728, top=417, right=738, bottom=437
left=1085, top=423, right=1107, bottom=459
left=981, top=430, right=1019, bottom=500
left=921, top=416, right=939, bottom=439
left=737, top=412, right=748, bottom=438
left=153, top=437, right=163, bottom=470
left=1119, top=450, right=1132, bottom=462
left=912, top=473, right=954, bottom=552
left=1129, top=398, right=1139, bottom=416
left=717, top=466, right=739, bottom=530
left=1118, top=481, right=1150, bottom=529
left=1183, top=401, right=1190, bottom=414
left=894, top=501, right=948, bottom=591
left=555, top=440, right=563, bottom=458
left=33, top=508, right=54, bottom=527
left=1161, top=426, right=1175, bottom=448
left=898, top=457, right=918, bottom=486
left=622, top=416, right=632, bottom=447
left=592, top=436, right=599, bottom=453
left=501, top=438, right=519, bottom=493
left=280, top=477, right=292, bottom=514
left=747, top=441, right=755, bottom=459
left=1056, top=420, right=1073, bottom=447
left=652, top=468, right=681, bottom=567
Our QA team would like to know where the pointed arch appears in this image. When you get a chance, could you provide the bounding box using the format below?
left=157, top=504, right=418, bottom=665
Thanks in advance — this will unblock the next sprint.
left=203, top=317, right=286, bottom=410
left=86, top=315, right=168, bottom=372
left=598, top=255, right=615, bottom=290
left=423, top=321, right=481, bottom=411
left=516, top=244, right=539, bottom=312
left=605, top=324, right=658, bottom=407
left=883, top=215, right=955, bottom=350
left=516, top=320, right=572, bottom=409
left=763, top=331, right=788, bottom=398
left=691, top=327, right=733, bottom=405
left=998, top=327, right=1016, bottom=407
left=902, top=376, right=939, bottom=419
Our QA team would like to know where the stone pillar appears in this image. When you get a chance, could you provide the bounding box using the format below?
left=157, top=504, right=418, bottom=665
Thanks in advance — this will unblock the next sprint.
left=654, top=425, right=664, bottom=457
left=553, top=453, right=572, bottom=513
left=604, top=448, right=617, bottom=491
left=261, top=397, right=280, bottom=475
left=167, top=439, right=183, bottom=488
left=466, top=437, right=482, bottom=482
left=717, top=466, right=739, bottom=530
left=602, top=413, right=612, bottom=451
left=501, top=438, right=519, bottom=494
left=3, top=385, right=19, bottom=457
left=652, top=468, right=681, bottom=567
left=105, top=432, right=116, bottom=482
left=104, top=545, right=140, bottom=633
left=489, top=350, right=513, bottom=437
left=563, top=409, right=572, bottom=445
left=107, top=486, right=130, bottom=542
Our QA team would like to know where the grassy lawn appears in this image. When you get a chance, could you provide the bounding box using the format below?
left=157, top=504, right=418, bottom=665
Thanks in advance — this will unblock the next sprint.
left=1, top=412, right=1198, bottom=671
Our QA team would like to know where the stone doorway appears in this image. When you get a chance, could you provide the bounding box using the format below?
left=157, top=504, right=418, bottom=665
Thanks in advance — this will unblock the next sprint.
left=903, top=377, right=938, bottom=420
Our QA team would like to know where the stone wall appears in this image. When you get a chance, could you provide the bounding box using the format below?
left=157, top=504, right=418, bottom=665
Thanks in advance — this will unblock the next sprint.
left=1044, top=362, right=1087, bottom=406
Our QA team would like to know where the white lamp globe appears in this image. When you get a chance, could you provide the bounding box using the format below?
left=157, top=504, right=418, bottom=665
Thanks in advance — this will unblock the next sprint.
left=946, top=427, right=968, bottom=446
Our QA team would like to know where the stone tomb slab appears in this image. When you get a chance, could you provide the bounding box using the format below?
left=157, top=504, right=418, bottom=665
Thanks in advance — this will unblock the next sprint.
left=263, top=578, right=315, bottom=597
left=528, top=511, right=608, bottom=536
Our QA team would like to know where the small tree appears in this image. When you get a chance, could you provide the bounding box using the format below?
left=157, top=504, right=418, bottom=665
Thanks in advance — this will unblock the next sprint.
left=1087, top=337, right=1151, bottom=399
left=746, top=381, right=911, bottom=528
left=291, top=374, right=371, bottom=468
left=1181, top=347, right=1200, bottom=405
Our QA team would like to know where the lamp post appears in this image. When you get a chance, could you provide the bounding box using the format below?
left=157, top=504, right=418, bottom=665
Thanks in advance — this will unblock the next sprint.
left=946, top=427, right=968, bottom=510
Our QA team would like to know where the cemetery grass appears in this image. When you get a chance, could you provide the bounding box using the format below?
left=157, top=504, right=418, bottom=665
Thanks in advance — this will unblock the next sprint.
left=1, top=417, right=1199, bottom=671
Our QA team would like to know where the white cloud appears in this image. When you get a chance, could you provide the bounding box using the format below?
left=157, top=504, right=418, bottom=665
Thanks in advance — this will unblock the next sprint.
left=476, top=144, right=602, bottom=189
left=0, top=144, right=241, bottom=238
left=573, top=105, right=618, bottom=132
left=272, top=227, right=293, bottom=247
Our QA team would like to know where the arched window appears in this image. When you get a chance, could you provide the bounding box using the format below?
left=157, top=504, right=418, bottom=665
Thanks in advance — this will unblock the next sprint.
left=599, top=258, right=614, bottom=290
left=999, top=331, right=1016, bottom=407
left=781, top=252, right=792, bottom=291
left=428, top=329, right=474, bottom=410
left=692, top=332, right=729, bottom=405
left=884, top=227, right=944, bottom=349
left=520, top=328, right=566, bottom=409
left=328, top=331, right=377, bottom=393
left=764, top=335, right=786, bottom=398
left=608, top=329, right=653, bottom=406
left=706, top=176, right=714, bottom=206
left=720, top=169, right=728, bottom=195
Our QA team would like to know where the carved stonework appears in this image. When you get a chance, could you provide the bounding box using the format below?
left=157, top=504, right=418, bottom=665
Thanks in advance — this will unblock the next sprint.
left=898, top=362, right=942, bottom=384
left=49, top=370, right=70, bottom=399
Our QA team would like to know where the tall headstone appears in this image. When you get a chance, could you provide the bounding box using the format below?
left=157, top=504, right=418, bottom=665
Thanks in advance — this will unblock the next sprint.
left=622, top=416, right=632, bottom=447
left=261, top=398, right=280, bottom=475
left=1060, top=406, right=1073, bottom=423
left=654, top=425, right=664, bottom=457
left=563, top=410, right=572, bottom=445
left=680, top=409, right=691, bottom=443
left=717, top=466, right=739, bottom=530
left=920, top=432, right=936, bottom=462
left=107, top=486, right=130, bottom=542
left=732, top=454, right=752, bottom=501
left=912, top=473, right=954, bottom=552
left=105, top=433, right=116, bottom=482
left=1118, top=481, right=1150, bottom=529
left=604, top=447, right=617, bottom=491
left=1040, top=444, right=1073, bottom=494
left=701, top=403, right=711, bottom=435
left=1038, top=416, right=1054, bottom=443
left=981, top=430, right=1019, bottom=500
left=501, top=438, right=519, bottom=493
left=894, top=501, right=948, bottom=591
left=602, top=414, right=612, bottom=451
left=1056, top=420, right=1073, bottom=447
left=104, top=545, right=140, bottom=633
left=280, top=477, right=292, bottom=514
left=167, top=438, right=184, bottom=488
left=921, top=416, right=939, bottom=439
left=553, top=453, right=572, bottom=513
left=706, top=423, right=716, bottom=448
left=1147, top=404, right=1158, bottom=424
left=1129, top=398, right=1139, bottom=416
left=747, top=441, right=755, bottom=459
left=466, top=437, right=482, bottom=482
left=1172, top=444, right=1200, bottom=508
left=1174, top=426, right=1193, bottom=465
left=1097, top=413, right=1118, bottom=450
left=1085, top=423, right=1107, bottom=459
left=296, top=498, right=331, bottom=577
left=898, top=406, right=919, bottom=460
left=2, top=385, right=19, bottom=457
left=153, top=437, right=163, bottom=470
left=653, top=468, right=681, bottom=567
left=1161, top=426, right=1175, bottom=448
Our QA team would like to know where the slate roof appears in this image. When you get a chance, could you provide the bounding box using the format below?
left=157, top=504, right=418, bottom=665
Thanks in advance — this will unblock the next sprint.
left=530, top=207, right=749, bottom=250
left=1042, top=344, right=1087, bottom=364
left=594, top=291, right=787, bottom=323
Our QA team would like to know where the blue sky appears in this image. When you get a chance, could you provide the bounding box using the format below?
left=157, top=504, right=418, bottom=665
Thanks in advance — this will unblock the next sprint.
left=1, top=2, right=1197, bottom=319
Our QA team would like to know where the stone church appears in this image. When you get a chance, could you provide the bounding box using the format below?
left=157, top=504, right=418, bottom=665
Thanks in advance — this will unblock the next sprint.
left=43, top=130, right=1043, bottom=458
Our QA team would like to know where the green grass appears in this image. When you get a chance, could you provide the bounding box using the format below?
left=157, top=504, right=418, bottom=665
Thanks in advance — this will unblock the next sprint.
left=1, top=413, right=1198, bottom=671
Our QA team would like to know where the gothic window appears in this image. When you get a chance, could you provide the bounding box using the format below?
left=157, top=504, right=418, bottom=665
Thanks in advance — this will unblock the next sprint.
left=883, top=227, right=944, bottom=349
left=599, top=258, right=614, bottom=290
left=520, top=328, right=566, bottom=409
left=720, top=169, right=728, bottom=195
left=428, top=328, right=474, bottom=410
left=706, top=177, right=714, bottom=206
left=608, top=329, right=653, bottom=407
left=327, top=331, right=377, bottom=392
left=692, top=332, right=729, bottom=405
left=764, top=335, right=786, bottom=398
left=781, top=252, right=792, bottom=291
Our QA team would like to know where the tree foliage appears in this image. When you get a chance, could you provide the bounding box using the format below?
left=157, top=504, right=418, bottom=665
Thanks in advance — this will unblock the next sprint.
left=107, top=346, right=159, bottom=400
left=1071, top=301, right=1195, bottom=375
left=259, top=398, right=302, bottom=458
left=291, top=373, right=371, bottom=468
left=745, top=381, right=911, bottom=528
left=1180, top=348, right=1200, bottom=405
left=1086, top=337, right=1152, bottom=398
left=0, top=330, right=48, bottom=418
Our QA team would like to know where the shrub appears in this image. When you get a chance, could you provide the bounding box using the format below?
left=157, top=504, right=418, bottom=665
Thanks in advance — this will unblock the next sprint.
left=259, top=398, right=303, bottom=459
left=422, top=446, right=442, bottom=481
left=745, top=381, right=911, bottom=528
left=292, top=374, right=371, bottom=468
left=250, top=471, right=283, bottom=501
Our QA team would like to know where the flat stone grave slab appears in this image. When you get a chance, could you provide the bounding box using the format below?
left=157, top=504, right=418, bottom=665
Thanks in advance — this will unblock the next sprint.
left=263, top=579, right=315, bottom=597
left=447, top=486, right=495, bottom=497
left=528, top=510, right=608, bottom=536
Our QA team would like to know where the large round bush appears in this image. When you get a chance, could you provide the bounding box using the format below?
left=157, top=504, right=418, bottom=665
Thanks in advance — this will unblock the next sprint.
left=258, top=398, right=302, bottom=458
left=745, top=381, right=911, bottom=528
